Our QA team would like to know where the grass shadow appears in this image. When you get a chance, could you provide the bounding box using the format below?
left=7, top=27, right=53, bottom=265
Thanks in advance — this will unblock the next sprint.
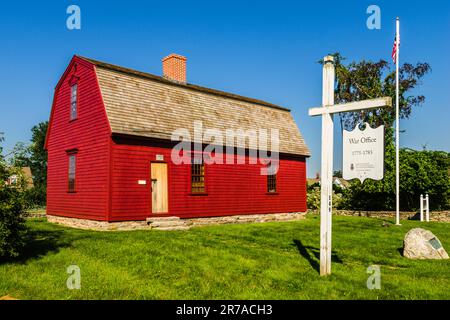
left=0, top=228, right=71, bottom=265
left=407, top=212, right=421, bottom=221
left=292, top=239, right=343, bottom=274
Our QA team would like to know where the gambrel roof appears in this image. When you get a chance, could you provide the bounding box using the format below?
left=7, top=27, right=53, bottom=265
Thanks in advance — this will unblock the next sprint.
left=78, top=56, right=310, bottom=157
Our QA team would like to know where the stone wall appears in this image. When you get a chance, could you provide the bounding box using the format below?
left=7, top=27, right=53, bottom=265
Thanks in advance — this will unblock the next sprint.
left=46, top=212, right=307, bottom=231
left=308, top=210, right=450, bottom=222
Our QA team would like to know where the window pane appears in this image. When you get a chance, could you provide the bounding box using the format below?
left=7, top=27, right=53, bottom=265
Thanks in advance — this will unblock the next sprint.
left=267, top=174, right=277, bottom=193
left=71, top=102, right=77, bottom=118
left=69, top=155, right=76, bottom=173
left=70, top=84, right=77, bottom=120
left=71, top=84, right=77, bottom=102
left=68, top=154, right=76, bottom=192
left=191, top=158, right=205, bottom=193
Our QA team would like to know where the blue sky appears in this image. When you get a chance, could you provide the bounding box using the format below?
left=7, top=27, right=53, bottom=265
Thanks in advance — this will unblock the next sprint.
left=0, top=0, right=449, bottom=177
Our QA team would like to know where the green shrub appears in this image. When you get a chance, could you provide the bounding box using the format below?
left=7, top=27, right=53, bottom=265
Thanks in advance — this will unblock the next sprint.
left=342, top=149, right=450, bottom=211
left=0, top=165, right=28, bottom=258
left=24, top=185, right=46, bottom=208
left=307, top=187, right=321, bottom=210
left=307, top=186, right=343, bottom=210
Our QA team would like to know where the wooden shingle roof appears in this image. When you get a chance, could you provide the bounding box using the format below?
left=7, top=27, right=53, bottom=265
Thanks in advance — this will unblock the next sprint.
left=78, top=56, right=310, bottom=157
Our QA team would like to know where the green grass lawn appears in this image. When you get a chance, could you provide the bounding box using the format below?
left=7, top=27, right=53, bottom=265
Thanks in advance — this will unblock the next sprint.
left=0, top=214, right=449, bottom=299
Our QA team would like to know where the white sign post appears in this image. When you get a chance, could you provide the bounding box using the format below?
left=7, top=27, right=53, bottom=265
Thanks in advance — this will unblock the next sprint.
left=308, top=56, right=392, bottom=276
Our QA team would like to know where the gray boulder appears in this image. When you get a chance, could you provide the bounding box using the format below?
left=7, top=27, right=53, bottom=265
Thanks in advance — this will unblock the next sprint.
left=403, top=228, right=449, bottom=259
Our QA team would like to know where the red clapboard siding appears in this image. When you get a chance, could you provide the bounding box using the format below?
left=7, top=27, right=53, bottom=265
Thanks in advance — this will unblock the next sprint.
left=110, top=141, right=307, bottom=221
left=46, top=57, right=111, bottom=221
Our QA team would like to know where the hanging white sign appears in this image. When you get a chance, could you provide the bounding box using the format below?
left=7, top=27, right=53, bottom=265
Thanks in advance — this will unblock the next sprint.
left=343, top=123, right=384, bottom=182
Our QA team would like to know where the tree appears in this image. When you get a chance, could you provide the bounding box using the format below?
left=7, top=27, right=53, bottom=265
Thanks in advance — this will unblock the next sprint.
left=4, top=122, right=48, bottom=207
left=327, top=53, right=435, bottom=211
left=333, top=170, right=342, bottom=178
left=0, top=133, right=28, bottom=258
left=399, top=149, right=450, bottom=210
left=29, top=121, right=48, bottom=189
left=345, top=149, right=450, bottom=211
left=0, top=133, right=4, bottom=178
left=9, top=141, right=31, bottom=167
left=327, top=52, right=431, bottom=131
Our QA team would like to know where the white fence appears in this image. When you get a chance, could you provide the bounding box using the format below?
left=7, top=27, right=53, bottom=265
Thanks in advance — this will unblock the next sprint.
left=420, top=194, right=429, bottom=222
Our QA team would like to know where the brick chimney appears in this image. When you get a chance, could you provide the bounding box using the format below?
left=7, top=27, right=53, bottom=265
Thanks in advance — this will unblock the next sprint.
left=162, top=53, right=187, bottom=83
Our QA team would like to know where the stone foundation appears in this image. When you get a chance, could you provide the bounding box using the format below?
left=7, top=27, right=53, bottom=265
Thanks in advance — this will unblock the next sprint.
left=46, top=215, right=148, bottom=231
left=46, top=212, right=306, bottom=231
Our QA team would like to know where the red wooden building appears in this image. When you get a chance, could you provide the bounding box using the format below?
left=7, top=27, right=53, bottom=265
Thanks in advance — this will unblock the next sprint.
left=45, top=54, right=310, bottom=223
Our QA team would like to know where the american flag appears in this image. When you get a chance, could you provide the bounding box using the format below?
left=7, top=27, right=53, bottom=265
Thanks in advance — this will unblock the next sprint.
left=392, top=36, right=399, bottom=64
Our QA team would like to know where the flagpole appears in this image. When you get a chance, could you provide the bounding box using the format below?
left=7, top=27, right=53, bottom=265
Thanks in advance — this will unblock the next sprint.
left=395, top=17, right=401, bottom=225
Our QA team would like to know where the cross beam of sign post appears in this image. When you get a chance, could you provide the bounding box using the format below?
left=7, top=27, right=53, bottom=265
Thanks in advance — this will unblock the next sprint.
left=308, top=56, right=392, bottom=276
